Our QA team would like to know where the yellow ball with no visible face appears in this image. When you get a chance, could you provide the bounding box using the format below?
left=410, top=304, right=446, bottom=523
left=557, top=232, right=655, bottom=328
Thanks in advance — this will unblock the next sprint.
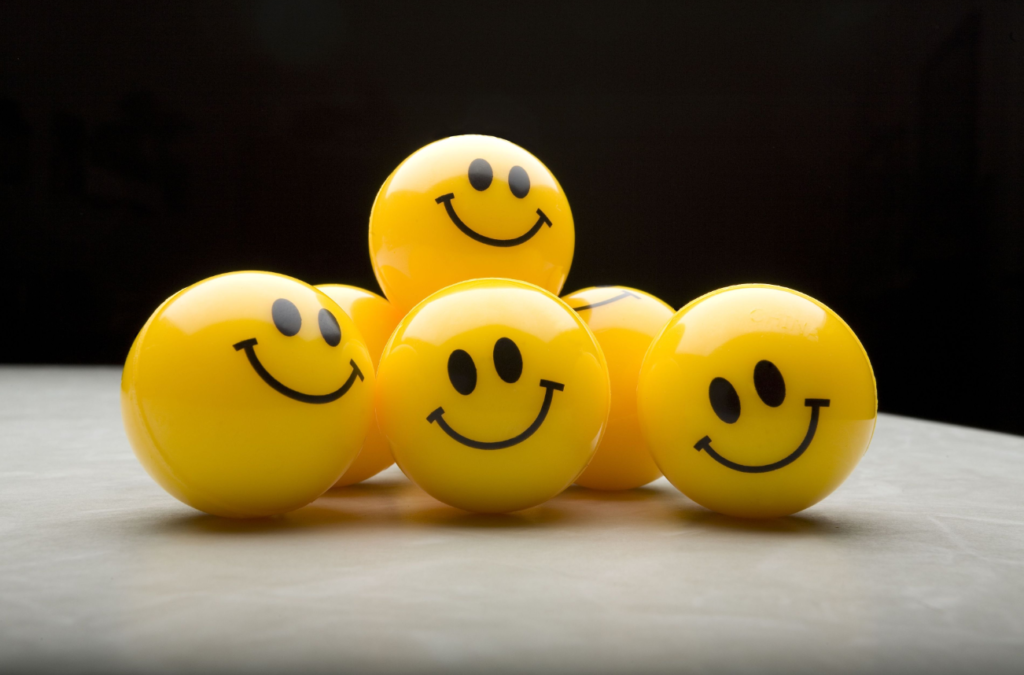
left=121, top=272, right=375, bottom=517
left=316, top=284, right=403, bottom=487
left=637, top=284, right=877, bottom=519
left=369, top=135, right=575, bottom=314
left=376, top=279, right=610, bottom=513
left=562, top=286, right=674, bottom=491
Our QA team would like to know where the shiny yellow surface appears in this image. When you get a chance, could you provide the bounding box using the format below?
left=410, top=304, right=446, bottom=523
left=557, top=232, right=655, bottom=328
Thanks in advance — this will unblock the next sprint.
left=369, top=135, right=575, bottom=314
left=376, top=279, right=610, bottom=513
left=316, top=284, right=403, bottom=487
left=562, top=286, right=674, bottom=491
left=637, top=284, right=877, bottom=519
left=121, top=272, right=375, bottom=518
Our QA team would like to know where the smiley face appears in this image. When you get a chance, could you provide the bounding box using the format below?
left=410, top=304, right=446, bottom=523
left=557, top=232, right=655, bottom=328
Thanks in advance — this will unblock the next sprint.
left=376, top=279, right=610, bottom=513
left=637, top=284, right=876, bottom=519
left=121, top=272, right=375, bottom=518
left=426, top=338, right=565, bottom=450
left=435, top=158, right=553, bottom=248
left=369, top=135, right=575, bottom=314
left=233, top=297, right=364, bottom=404
left=694, top=360, right=831, bottom=473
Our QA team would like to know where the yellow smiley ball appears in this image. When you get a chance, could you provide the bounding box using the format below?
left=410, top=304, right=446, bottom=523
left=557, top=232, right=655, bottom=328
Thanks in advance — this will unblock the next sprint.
left=376, top=279, right=610, bottom=513
left=121, top=272, right=375, bottom=518
left=368, top=135, right=575, bottom=315
left=562, top=286, right=674, bottom=491
left=316, top=284, right=403, bottom=487
left=637, top=284, right=877, bottom=519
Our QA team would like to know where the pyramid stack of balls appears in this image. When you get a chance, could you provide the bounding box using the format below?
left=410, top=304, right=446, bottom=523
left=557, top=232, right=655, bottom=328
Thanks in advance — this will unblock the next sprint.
left=122, top=135, right=877, bottom=519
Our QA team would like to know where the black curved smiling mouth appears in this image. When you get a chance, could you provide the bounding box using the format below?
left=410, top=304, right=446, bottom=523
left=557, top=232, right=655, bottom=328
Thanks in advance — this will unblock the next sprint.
left=233, top=338, right=363, bottom=404
left=426, top=379, right=564, bottom=450
left=694, top=398, right=830, bottom=473
left=435, top=193, right=552, bottom=248
left=572, top=289, right=640, bottom=312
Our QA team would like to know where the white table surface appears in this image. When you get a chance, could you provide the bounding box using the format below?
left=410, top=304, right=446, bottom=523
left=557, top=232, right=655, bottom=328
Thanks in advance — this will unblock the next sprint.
left=1, top=366, right=1022, bottom=674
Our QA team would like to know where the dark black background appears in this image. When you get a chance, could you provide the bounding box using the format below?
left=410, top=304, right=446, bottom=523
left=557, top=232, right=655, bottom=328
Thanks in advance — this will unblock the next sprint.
left=1, top=1, right=1022, bottom=433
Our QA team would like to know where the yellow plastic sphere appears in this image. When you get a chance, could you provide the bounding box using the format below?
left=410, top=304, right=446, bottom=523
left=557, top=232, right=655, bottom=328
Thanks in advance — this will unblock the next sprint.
left=376, top=279, right=610, bottom=513
left=121, top=272, right=375, bottom=518
left=562, top=286, right=674, bottom=490
left=369, top=135, right=575, bottom=314
left=316, top=284, right=403, bottom=486
left=637, top=284, right=877, bottom=519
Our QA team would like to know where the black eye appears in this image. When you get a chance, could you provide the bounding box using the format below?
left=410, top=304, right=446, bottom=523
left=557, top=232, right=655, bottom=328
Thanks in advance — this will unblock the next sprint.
left=448, top=349, right=477, bottom=395
left=468, top=158, right=492, bottom=191
left=508, top=165, right=530, bottom=198
left=493, top=337, right=523, bottom=383
left=709, top=377, right=741, bottom=424
left=754, top=360, right=786, bottom=407
left=318, top=308, right=341, bottom=347
left=272, top=298, right=301, bottom=337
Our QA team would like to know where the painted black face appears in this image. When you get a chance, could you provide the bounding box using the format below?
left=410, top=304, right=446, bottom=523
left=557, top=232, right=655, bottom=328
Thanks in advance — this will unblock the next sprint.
left=570, top=288, right=640, bottom=313
left=427, top=337, right=564, bottom=450
left=233, top=298, right=363, bottom=404
left=695, top=360, right=830, bottom=473
left=434, top=159, right=553, bottom=247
